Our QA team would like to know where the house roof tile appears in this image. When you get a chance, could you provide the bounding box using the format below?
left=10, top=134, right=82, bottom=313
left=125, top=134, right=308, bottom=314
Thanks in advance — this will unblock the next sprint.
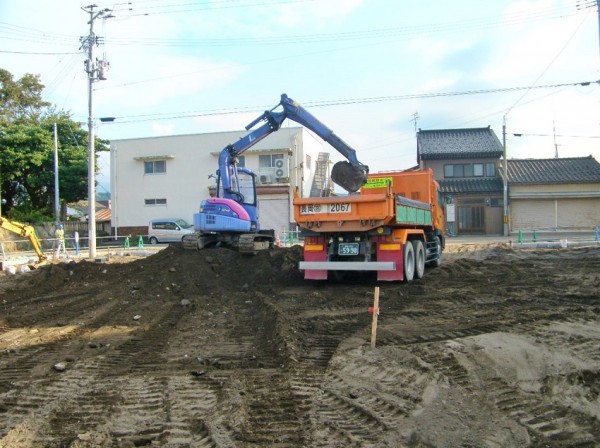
left=507, top=156, right=600, bottom=184
left=418, top=127, right=504, bottom=160
left=438, top=178, right=503, bottom=194
left=95, top=208, right=112, bottom=222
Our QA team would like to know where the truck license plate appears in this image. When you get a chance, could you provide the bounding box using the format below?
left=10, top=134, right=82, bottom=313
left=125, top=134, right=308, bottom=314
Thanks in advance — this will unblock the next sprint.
left=338, top=243, right=359, bottom=256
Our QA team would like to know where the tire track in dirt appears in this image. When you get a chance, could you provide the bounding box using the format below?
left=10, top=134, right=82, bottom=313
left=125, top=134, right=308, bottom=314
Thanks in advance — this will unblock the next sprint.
left=268, top=292, right=392, bottom=447
left=382, top=310, right=599, bottom=444
left=185, top=293, right=374, bottom=446
left=0, top=272, right=196, bottom=445
left=303, top=248, right=600, bottom=447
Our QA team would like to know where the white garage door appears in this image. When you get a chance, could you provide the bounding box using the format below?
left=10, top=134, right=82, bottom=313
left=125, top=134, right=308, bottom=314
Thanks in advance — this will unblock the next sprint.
left=558, top=198, right=600, bottom=228
left=258, top=196, right=290, bottom=237
left=511, top=199, right=554, bottom=231
left=511, top=198, right=600, bottom=231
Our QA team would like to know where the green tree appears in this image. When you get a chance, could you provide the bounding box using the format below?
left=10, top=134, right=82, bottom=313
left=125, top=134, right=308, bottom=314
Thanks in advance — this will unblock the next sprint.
left=0, top=68, right=108, bottom=222
left=0, top=68, right=49, bottom=122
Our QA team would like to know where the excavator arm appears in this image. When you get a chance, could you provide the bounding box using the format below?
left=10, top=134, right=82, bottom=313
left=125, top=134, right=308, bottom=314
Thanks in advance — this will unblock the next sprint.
left=278, top=94, right=369, bottom=192
left=218, top=93, right=369, bottom=196
left=0, top=217, right=47, bottom=262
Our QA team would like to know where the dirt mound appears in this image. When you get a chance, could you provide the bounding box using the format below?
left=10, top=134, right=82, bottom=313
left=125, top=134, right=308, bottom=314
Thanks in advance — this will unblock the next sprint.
left=0, top=244, right=599, bottom=447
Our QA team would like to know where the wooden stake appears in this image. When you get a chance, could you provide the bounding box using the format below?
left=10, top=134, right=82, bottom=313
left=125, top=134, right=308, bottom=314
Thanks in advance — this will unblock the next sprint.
left=370, top=286, right=380, bottom=349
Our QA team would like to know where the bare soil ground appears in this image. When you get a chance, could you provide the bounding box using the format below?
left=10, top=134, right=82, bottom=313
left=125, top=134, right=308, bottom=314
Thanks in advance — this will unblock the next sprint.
left=0, top=242, right=599, bottom=447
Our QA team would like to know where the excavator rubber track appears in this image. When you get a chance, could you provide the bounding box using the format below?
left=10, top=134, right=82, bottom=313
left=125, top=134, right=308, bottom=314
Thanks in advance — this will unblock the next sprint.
left=237, top=233, right=273, bottom=255
left=182, top=232, right=272, bottom=254
left=182, top=233, right=200, bottom=250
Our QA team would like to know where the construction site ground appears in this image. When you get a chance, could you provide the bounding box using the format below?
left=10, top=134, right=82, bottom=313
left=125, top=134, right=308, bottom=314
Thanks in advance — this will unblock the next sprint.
left=0, top=239, right=599, bottom=447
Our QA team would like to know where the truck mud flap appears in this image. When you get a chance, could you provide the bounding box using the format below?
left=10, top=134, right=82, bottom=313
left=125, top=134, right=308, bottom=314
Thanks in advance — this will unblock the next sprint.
left=376, top=242, right=404, bottom=281
left=302, top=244, right=328, bottom=280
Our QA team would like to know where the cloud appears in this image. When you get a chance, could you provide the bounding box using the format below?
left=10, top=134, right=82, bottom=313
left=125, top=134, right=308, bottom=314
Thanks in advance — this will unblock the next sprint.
left=151, top=123, right=176, bottom=137
left=272, top=0, right=365, bottom=28
left=97, top=55, right=246, bottom=109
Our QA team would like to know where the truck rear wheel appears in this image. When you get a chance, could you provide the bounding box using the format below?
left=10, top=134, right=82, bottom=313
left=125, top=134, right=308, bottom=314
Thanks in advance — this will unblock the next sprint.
left=403, top=242, right=415, bottom=282
left=412, top=239, right=425, bottom=279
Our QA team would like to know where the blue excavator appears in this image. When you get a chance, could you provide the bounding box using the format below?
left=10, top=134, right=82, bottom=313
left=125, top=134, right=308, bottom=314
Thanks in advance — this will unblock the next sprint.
left=184, top=93, right=369, bottom=254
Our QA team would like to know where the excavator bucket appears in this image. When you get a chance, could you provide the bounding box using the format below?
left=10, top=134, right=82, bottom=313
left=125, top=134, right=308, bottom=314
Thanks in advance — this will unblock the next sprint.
left=331, top=161, right=369, bottom=193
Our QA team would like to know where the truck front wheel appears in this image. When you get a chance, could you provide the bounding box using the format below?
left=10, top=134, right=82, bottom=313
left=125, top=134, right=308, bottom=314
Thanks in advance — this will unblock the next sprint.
left=403, top=242, right=415, bottom=282
left=427, top=236, right=442, bottom=268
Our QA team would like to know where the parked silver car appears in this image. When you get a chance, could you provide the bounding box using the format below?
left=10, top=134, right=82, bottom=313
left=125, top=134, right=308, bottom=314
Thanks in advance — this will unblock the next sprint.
left=148, top=218, right=195, bottom=244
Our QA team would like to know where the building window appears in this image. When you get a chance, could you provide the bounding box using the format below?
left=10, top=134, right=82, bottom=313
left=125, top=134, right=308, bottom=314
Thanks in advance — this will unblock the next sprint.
left=145, top=198, right=167, bottom=206
left=444, top=162, right=497, bottom=178
left=473, top=163, right=484, bottom=177
left=144, top=160, right=166, bottom=174
left=259, top=153, right=284, bottom=168
left=237, top=155, right=245, bottom=167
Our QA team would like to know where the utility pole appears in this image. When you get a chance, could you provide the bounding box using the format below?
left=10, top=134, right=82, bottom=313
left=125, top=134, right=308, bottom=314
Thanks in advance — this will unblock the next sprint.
left=53, top=123, right=59, bottom=222
left=80, top=4, right=112, bottom=259
left=577, top=0, right=600, bottom=58
left=597, top=0, right=600, bottom=60
left=502, top=116, right=509, bottom=237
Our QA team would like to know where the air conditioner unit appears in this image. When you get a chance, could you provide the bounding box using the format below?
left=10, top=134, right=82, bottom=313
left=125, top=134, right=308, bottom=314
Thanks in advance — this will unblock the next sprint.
left=259, top=174, right=273, bottom=184
left=274, top=159, right=289, bottom=180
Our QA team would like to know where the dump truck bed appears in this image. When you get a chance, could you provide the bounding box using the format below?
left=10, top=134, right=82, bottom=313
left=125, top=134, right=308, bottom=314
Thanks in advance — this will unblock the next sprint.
left=294, top=174, right=435, bottom=233
left=294, top=192, right=395, bottom=233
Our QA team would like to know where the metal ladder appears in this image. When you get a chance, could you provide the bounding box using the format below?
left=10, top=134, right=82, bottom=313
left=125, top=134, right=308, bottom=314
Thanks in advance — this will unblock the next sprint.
left=309, top=152, right=332, bottom=197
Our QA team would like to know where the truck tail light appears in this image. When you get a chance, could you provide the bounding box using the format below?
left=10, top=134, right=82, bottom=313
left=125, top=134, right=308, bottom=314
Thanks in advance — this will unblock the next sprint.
left=304, top=236, right=325, bottom=252
left=305, top=236, right=320, bottom=245
left=378, top=235, right=400, bottom=251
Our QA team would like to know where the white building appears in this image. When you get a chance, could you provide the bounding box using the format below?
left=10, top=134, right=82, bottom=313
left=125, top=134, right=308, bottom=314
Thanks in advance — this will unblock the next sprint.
left=109, top=126, right=331, bottom=239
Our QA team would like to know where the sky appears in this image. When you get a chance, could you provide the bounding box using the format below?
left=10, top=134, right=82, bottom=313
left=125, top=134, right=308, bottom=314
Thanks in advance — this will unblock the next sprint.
left=1, top=0, right=599, bottom=195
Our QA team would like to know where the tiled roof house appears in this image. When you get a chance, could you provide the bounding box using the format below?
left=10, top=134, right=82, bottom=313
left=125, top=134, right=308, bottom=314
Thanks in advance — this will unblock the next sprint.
left=417, top=127, right=505, bottom=235
left=418, top=127, right=504, bottom=160
left=507, top=156, right=600, bottom=185
left=417, top=126, right=600, bottom=233
left=506, top=156, right=600, bottom=231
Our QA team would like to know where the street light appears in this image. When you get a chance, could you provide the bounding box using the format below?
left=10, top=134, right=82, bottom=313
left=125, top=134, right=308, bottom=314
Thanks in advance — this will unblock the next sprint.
left=502, top=116, right=509, bottom=237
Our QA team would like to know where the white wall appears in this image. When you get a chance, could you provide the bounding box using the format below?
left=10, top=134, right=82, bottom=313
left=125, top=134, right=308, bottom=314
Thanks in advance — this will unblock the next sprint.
left=297, top=129, right=328, bottom=198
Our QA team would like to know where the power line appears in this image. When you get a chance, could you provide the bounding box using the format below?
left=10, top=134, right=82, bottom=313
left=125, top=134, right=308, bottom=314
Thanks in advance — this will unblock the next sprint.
left=113, top=0, right=318, bottom=16
left=0, top=50, right=78, bottom=55
left=505, top=8, right=594, bottom=115
left=100, top=80, right=597, bottom=124
left=513, top=133, right=600, bottom=138
left=0, top=2, right=585, bottom=50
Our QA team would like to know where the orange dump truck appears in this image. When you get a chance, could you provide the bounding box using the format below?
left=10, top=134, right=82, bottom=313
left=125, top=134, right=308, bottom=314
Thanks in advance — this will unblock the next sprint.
left=293, top=169, right=445, bottom=281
